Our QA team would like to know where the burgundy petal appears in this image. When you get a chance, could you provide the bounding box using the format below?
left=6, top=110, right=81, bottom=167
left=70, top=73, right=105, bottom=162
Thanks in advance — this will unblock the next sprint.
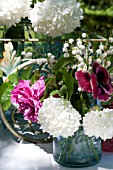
left=75, top=70, right=92, bottom=93
left=96, top=66, right=110, bottom=84
left=97, top=85, right=111, bottom=102
left=91, top=73, right=97, bottom=99
left=92, top=62, right=100, bottom=74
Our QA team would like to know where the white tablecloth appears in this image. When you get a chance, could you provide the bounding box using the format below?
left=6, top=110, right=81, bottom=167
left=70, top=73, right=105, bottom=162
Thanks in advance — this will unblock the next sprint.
left=0, top=126, right=113, bottom=170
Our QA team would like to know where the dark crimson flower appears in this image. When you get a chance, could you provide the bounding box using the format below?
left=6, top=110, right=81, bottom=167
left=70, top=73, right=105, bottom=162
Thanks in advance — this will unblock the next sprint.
left=11, top=76, right=45, bottom=122
left=75, top=62, right=113, bottom=102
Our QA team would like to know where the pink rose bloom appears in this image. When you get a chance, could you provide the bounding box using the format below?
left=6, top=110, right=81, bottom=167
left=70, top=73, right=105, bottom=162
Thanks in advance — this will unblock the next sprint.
left=11, top=76, right=45, bottom=122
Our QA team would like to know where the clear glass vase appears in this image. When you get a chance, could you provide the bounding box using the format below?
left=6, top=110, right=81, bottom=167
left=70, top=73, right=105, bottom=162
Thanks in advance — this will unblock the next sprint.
left=53, top=127, right=102, bottom=167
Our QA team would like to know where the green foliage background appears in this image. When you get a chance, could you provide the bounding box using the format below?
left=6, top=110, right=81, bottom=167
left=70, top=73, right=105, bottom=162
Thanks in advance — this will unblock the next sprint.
left=78, top=0, right=113, bottom=37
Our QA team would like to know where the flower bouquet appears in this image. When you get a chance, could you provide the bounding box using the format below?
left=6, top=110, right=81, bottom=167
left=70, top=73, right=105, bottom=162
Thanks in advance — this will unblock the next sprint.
left=0, top=31, right=113, bottom=167
left=0, top=0, right=113, bottom=167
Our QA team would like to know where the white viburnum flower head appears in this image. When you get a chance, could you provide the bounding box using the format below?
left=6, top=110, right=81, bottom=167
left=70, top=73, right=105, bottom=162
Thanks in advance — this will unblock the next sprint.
left=83, top=108, right=113, bottom=141
left=0, top=0, right=31, bottom=27
left=29, top=0, right=83, bottom=37
left=38, top=97, right=81, bottom=138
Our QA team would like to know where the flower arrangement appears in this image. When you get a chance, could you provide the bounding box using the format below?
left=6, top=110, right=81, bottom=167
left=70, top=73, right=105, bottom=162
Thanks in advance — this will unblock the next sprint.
left=0, top=31, right=113, bottom=167
left=0, top=0, right=113, bottom=167
left=0, top=33, right=113, bottom=166
left=1, top=32, right=113, bottom=140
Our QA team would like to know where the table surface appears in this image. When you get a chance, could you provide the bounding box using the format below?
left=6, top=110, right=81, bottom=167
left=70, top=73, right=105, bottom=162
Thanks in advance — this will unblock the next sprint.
left=0, top=126, right=113, bottom=170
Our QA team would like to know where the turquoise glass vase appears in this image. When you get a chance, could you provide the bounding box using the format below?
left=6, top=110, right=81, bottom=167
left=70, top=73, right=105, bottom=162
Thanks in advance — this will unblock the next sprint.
left=53, top=127, right=102, bottom=167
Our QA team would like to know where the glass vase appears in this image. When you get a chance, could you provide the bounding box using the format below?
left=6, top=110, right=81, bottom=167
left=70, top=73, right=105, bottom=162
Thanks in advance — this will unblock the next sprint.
left=53, top=127, right=102, bottom=168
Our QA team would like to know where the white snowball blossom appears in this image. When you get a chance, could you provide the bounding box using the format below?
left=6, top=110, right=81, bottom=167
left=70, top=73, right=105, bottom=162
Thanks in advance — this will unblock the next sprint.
left=29, top=0, right=83, bottom=37
left=0, top=0, right=31, bottom=27
left=83, top=108, right=113, bottom=141
left=38, top=97, right=81, bottom=137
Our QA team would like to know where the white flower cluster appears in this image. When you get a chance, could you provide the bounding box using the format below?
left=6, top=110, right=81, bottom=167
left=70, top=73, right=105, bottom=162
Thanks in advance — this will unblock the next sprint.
left=63, top=33, right=113, bottom=72
left=95, top=43, right=113, bottom=68
left=0, top=0, right=31, bottom=27
left=21, top=51, right=33, bottom=58
left=29, top=0, right=83, bottom=37
left=38, top=97, right=81, bottom=138
left=63, top=36, right=93, bottom=72
left=83, top=108, right=113, bottom=141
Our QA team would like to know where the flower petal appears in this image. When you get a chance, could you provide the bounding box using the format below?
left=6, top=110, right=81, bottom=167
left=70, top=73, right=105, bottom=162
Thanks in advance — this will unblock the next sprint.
left=91, top=73, right=97, bottom=99
left=75, top=70, right=92, bottom=93
left=32, top=76, right=46, bottom=98
left=97, top=84, right=112, bottom=102
left=96, top=66, right=110, bottom=84
left=92, top=62, right=100, bottom=74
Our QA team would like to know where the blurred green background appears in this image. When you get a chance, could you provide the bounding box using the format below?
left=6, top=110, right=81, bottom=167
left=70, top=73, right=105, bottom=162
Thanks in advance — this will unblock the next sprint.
left=79, top=0, right=113, bottom=37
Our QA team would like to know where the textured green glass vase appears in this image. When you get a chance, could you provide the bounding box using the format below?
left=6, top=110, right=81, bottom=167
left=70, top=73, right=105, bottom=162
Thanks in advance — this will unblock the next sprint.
left=53, top=127, right=102, bottom=167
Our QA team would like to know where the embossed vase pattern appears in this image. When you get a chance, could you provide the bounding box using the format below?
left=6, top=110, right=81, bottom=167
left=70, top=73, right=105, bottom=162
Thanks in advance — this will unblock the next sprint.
left=53, top=127, right=102, bottom=167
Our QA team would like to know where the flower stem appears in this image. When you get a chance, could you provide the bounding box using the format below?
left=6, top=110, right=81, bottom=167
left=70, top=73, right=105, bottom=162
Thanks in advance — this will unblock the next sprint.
left=58, top=137, right=71, bottom=163
left=90, top=139, right=99, bottom=161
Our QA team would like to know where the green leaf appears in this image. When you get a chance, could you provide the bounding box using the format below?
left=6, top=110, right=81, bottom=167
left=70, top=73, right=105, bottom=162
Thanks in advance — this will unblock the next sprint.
left=59, top=85, right=67, bottom=96
left=8, top=71, right=18, bottom=83
left=0, top=70, right=3, bottom=77
left=0, top=82, right=14, bottom=111
left=61, top=68, right=74, bottom=100
left=30, top=70, right=40, bottom=83
left=56, top=71, right=63, bottom=84
left=53, top=57, right=75, bottom=73
left=21, top=65, right=33, bottom=80
left=50, top=90, right=60, bottom=96
left=101, top=97, right=113, bottom=106
left=0, top=82, right=11, bottom=101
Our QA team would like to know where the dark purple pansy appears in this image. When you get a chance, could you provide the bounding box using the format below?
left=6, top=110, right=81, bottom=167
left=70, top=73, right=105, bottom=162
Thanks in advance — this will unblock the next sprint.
left=75, top=62, right=113, bottom=102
